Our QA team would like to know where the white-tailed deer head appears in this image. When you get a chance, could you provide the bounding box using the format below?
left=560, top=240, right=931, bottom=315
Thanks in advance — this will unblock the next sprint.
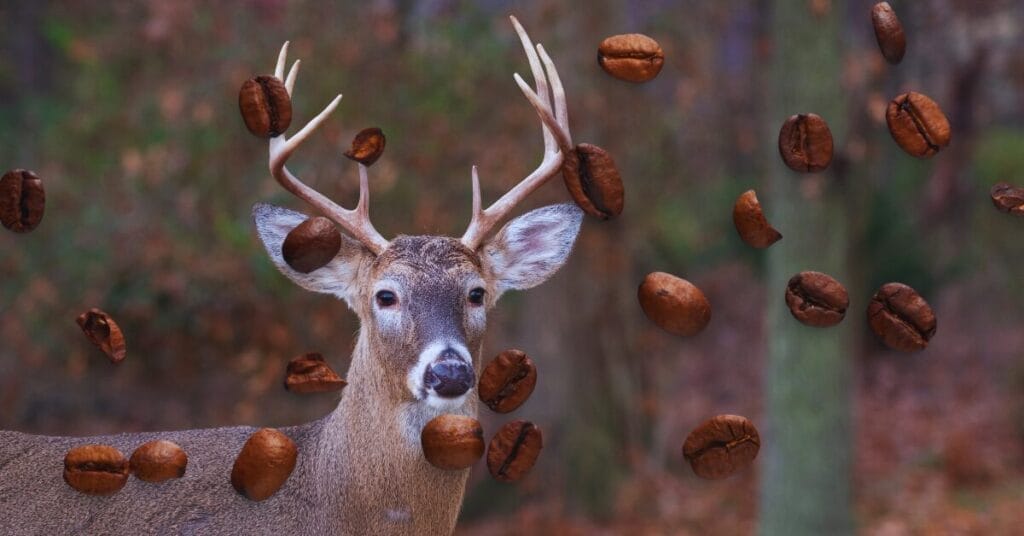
left=253, top=16, right=580, bottom=419
left=254, top=203, right=580, bottom=410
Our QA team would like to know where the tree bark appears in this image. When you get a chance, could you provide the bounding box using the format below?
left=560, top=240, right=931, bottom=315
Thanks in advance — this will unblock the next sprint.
left=759, top=1, right=853, bottom=534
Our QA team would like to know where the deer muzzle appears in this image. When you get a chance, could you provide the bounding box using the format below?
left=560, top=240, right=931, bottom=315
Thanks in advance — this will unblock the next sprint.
left=423, top=348, right=475, bottom=399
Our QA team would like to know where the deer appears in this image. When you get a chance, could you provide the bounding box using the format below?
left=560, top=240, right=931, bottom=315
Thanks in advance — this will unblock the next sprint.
left=0, top=16, right=581, bottom=536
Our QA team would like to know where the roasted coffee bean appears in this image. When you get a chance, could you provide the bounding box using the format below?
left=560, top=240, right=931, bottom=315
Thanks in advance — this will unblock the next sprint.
left=487, top=420, right=542, bottom=482
left=561, top=143, right=624, bottom=220
left=778, top=113, right=834, bottom=173
left=867, top=282, right=936, bottom=352
left=231, top=428, right=298, bottom=501
left=0, top=169, right=45, bottom=233
left=129, top=440, right=187, bottom=483
left=238, top=75, right=292, bottom=138
left=282, top=217, right=342, bottom=273
left=682, top=414, right=760, bottom=480
left=76, top=308, right=127, bottom=364
left=886, top=92, right=951, bottom=158
left=733, top=189, right=782, bottom=249
left=420, top=415, right=484, bottom=470
left=597, top=33, right=665, bottom=83
left=990, top=182, right=1024, bottom=216
left=871, top=2, right=906, bottom=64
left=343, top=127, right=386, bottom=166
left=284, top=352, right=347, bottom=394
left=63, top=445, right=130, bottom=495
left=478, top=349, right=537, bottom=414
left=638, top=272, right=711, bottom=336
left=785, top=271, right=849, bottom=327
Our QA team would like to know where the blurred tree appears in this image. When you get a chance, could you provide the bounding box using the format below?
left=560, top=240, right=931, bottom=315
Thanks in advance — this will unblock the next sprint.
left=759, top=1, right=853, bottom=534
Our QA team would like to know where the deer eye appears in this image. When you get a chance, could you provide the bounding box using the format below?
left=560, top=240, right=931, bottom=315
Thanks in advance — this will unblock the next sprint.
left=375, top=290, right=397, bottom=308
left=468, top=287, right=486, bottom=306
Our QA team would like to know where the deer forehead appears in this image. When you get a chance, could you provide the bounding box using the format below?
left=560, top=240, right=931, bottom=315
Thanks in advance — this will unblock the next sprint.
left=371, top=235, right=484, bottom=289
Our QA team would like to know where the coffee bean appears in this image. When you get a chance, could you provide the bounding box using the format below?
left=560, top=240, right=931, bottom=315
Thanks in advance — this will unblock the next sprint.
left=561, top=143, right=624, bottom=220
left=284, top=352, right=347, bottom=394
left=231, top=428, right=298, bottom=501
left=343, top=127, right=386, bottom=167
left=486, top=420, right=542, bottom=482
left=420, top=415, right=484, bottom=471
left=238, top=75, right=293, bottom=138
left=0, top=169, right=45, bottom=233
left=638, top=272, right=711, bottom=336
left=778, top=113, right=834, bottom=173
left=733, top=189, right=782, bottom=249
left=478, top=349, right=537, bottom=414
left=990, top=182, right=1024, bottom=216
left=597, top=33, right=665, bottom=83
left=886, top=92, right=951, bottom=158
left=682, top=414, right=760, bottom=480
left=785, top=271, right=849, bottom=327
left=129, top=440, right=187, bottom=483
left=867, top=282, right=936, bottom=352
left=871, top=2, right=906, bottom=64
left=282, top=217, right=342, bottom=273
left=76, top=308, right=127, bottom=364
left=63, top=444, right=130, bottom=495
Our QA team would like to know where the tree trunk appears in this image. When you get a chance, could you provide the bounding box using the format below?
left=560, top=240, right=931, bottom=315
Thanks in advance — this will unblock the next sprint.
left=759, top=1, right=853, bottom=534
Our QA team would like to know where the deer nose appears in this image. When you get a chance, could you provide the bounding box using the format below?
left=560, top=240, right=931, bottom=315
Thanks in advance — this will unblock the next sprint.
left=424, top=352, right=475, bottom=398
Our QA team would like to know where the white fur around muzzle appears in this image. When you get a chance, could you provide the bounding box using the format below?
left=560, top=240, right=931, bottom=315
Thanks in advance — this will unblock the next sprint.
left=406, top=340, right=475, bottom=410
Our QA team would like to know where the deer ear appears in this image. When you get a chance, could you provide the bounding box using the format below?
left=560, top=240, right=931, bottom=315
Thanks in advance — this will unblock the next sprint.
left=252, top=203, right=372, bottom=306
left=481, top=203, right=583, bottom=299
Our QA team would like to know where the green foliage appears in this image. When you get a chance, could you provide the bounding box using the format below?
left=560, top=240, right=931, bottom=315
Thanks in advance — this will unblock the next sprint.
left=562, top=404, right=625, bottom=517
left=973, top=127, right=1024, bottom=186
left=650, top=174, right=759, bottom=273
left=860, top=147, right=940, bottom=292
left=969, top=128, right=1024, bottom=299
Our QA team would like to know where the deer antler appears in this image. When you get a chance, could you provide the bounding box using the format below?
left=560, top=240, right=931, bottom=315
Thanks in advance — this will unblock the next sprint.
left=268, top=43, right=390, bottom=256
left=460, top=16, right=574, bottom=250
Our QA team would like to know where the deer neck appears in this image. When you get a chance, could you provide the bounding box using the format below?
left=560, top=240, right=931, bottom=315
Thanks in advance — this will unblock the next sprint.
left=315, top=328, right=476, bottom=534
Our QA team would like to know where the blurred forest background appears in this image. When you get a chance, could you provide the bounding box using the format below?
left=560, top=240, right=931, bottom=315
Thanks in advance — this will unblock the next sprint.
left=2, top=1, right=1023, bottom=534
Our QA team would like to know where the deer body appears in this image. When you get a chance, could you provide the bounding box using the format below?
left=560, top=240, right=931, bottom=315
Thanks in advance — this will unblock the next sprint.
left=0, top=422, right=325, bottom=534
left=0, top=281, right=479, bottom=535
left=0, top=17, right=580, bottom=535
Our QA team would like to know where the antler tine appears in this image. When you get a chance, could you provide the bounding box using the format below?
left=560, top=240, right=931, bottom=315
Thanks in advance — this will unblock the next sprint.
left=274, top=41, right=289, bottom=80
left=284, top=60, right=300, bottom=95
left=537, top=43, right=571, bottom=148
left=460, top=16, right=573, bottom=250
left=267, top=44, right=389, bottom=256
left=470, top=165, right=482, bottom=217
left=512, top=17, right=555, bottom=154
left=357, top=164, right=371, bottom=219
